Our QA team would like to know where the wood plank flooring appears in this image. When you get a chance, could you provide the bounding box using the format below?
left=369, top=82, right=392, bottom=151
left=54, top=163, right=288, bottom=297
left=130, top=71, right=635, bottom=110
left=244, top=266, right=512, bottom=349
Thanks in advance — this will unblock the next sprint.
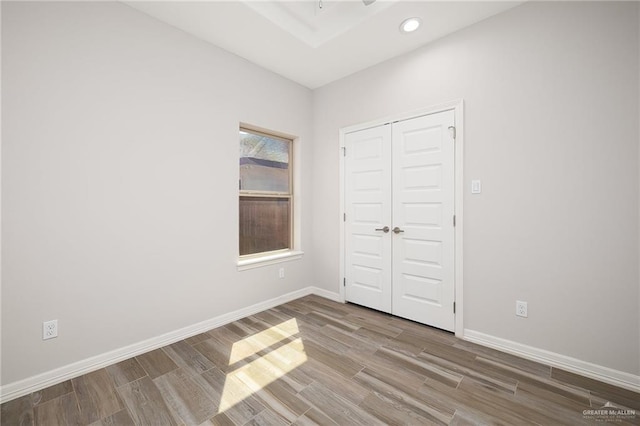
left=2, top=295, right=639, bottom=425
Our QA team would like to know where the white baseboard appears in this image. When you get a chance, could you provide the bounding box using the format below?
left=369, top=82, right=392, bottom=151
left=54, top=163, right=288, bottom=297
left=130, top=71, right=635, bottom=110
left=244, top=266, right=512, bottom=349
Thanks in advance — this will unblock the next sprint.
left=310, top=286, right=343, bottom=303
left=0, top=286, right=340, bottom=404
left=464, top=329, right=640, bottom=393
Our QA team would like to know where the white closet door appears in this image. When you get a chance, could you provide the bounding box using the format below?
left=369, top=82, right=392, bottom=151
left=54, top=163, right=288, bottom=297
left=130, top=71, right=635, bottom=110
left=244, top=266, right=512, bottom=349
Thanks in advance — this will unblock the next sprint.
left=344, top=124, right=393, bottom=313
left=391, top=110, right=455, bottom=331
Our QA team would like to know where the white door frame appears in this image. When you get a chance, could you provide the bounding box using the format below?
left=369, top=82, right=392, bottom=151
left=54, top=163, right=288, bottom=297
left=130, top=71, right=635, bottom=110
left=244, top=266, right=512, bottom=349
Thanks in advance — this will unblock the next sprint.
left=339, top=99, right=464, bottom=337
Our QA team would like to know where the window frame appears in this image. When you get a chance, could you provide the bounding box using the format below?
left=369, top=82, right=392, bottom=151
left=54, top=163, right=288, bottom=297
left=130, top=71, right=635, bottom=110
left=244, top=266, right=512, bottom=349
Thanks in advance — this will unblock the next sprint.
left=237, top=125, right=303, bottom=270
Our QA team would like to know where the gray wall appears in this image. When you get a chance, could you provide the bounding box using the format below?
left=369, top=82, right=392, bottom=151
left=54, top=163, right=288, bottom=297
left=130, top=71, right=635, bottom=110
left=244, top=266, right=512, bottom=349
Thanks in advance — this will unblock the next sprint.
left=1, top=1, right=313, bottom=385
left=312, top=1, right=640, bottom=375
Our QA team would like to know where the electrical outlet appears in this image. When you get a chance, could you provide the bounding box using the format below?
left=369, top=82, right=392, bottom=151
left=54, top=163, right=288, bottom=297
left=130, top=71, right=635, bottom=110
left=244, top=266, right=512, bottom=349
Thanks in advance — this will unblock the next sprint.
left=516, top=301, right=528, bottom=318
left=43, top=320, right=58, bottom=340
left=279, top=268, right=285, bottom=279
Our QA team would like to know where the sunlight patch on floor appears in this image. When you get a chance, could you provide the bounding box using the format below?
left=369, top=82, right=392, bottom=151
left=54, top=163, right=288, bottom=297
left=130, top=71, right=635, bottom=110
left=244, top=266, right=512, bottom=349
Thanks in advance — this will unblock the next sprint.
left=219, top=319, right=307, bottom=414
left=228, top=318, right=300, bottom=365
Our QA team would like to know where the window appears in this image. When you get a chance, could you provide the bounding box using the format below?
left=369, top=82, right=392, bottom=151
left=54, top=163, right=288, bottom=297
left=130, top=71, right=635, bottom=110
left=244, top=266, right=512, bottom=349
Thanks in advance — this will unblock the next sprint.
left=239, top=128, right=293, bottom=257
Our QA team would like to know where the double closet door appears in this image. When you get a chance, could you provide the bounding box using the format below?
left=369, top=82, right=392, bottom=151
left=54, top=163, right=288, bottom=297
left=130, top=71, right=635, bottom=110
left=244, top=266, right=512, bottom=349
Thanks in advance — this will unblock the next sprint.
left=344, top=110, right=455, bottom=331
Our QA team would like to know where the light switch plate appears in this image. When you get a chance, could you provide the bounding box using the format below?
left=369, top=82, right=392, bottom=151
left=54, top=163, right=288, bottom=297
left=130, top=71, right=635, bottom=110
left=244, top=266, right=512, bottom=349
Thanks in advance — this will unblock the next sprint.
left=471, top=180, right=482, bottom=194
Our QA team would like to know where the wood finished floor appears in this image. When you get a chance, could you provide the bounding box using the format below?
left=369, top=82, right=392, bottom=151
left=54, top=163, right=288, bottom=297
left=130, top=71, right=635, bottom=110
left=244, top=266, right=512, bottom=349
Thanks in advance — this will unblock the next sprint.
left=2, top=295, right=639, bottom=426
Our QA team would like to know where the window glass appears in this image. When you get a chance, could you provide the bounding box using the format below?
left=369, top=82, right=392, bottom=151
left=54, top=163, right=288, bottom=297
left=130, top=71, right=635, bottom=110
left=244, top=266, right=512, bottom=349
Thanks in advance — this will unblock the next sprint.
left=239, top=128, right=292, bottom=257
left=239, top=131, right=290, bottom=193
left=239, top=196, right=291, bottom=256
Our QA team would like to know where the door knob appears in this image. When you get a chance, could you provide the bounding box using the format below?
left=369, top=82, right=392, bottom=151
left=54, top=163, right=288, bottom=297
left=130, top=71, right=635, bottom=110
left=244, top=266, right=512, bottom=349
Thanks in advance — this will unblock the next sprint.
left=375, top=226, right=390, bottom=233
left=392, top=227, right=404, bottom=234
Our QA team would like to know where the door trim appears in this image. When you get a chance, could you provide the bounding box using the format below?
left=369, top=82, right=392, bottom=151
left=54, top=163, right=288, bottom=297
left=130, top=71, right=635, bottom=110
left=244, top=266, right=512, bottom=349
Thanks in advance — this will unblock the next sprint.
left=339, top=99, right=464, bottom=337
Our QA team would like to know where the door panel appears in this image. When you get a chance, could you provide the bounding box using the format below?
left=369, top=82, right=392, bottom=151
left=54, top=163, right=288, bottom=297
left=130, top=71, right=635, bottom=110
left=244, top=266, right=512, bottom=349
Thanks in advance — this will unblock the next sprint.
left=344, top=125, right=392, bottom=313
left=392, top=110, right=455, bottom=331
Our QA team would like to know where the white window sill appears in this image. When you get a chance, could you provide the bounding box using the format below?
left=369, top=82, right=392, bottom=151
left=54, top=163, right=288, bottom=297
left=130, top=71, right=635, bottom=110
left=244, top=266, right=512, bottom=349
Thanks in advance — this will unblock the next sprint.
left=237, top=250, right=304, bottom=271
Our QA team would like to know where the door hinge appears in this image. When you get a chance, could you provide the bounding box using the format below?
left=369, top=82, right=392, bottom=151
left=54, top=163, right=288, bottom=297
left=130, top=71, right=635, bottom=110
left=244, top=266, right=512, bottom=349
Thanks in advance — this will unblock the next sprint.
left=448, top=126, right=456, bottom=139
left=343, top=277, right=346, bottom=287
left=453, top=215, right=456, bottom=227
left=342, top=147, right=346, bottom=157
left=343, top=213, right=346, bottom=222
left=453, top=301, right=456, bottom=314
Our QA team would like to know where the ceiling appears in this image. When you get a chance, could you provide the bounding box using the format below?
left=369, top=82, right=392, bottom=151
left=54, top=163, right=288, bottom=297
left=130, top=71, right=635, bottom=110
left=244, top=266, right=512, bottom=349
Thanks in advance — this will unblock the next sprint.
left=124, top=1, right=524, bottom=89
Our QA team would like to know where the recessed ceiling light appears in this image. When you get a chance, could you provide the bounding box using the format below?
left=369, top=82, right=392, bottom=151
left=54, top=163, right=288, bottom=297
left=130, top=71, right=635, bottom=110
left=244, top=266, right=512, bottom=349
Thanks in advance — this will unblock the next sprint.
left=400, top=17, right=422, bottom=34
